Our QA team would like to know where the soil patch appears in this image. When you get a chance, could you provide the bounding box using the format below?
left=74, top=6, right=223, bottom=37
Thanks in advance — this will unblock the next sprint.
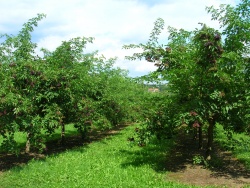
left=165, top=130, right=250, bottom=187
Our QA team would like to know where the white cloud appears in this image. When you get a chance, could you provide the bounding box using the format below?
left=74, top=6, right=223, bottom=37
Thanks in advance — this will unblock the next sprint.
left=0, top=0, right=238, bottom=77
left=37, top=36, right=65, bottom=51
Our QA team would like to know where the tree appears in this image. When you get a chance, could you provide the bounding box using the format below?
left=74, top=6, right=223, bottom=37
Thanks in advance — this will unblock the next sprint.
left=206, top=0, right=250, bottom=133
left=124, top=0, right=249, bottom=159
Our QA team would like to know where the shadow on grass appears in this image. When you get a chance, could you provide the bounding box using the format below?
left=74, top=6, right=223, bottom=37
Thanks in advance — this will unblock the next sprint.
left=120, top=129, right=205, bottom=173
left=120, top=138, right=174, bottom=172
left=208, top=142, right=250, bottom=180
left=121, top=126, right=250, bottom=179
left=0, top=123, right=128, bottom=172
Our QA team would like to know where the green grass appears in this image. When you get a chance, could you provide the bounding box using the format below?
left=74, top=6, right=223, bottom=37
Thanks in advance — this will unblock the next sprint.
left=215, top=124, right=250, bottom=169
left=0, top=124, right=200, bottom=188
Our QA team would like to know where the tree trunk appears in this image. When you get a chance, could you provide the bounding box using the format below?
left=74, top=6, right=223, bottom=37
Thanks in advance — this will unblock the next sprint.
left=198, top=125, right=203, bottom=149
left=206, top=117, right=216, bottom=160
left=193, top=127, right=197, bottom=140
left=61, top=123, right=65, bottom=145
left=25, top=132, right=31, bottom=153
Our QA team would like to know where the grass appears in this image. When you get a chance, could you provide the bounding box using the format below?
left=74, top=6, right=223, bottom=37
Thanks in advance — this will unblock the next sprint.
left=0, top=124, right=202, bottom=188
left=215, top=124, right=250, bottom=169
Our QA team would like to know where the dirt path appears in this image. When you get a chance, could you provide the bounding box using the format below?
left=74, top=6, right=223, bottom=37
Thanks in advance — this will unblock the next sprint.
left=165, top=130, right=250, bottom=187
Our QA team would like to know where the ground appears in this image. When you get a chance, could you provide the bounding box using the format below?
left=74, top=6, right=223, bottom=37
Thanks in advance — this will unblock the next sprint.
left=165, top=129, right=250, bottom=187
left=0, top=125, right=249, bottom=187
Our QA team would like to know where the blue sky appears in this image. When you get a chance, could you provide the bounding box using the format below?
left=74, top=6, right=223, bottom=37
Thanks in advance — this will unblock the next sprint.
left=0, top=0, right=237, bottom=77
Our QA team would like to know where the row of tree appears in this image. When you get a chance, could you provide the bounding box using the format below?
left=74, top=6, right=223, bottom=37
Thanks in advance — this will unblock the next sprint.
left=124, top=0, right=250, bottom=159
left=0, top=14, right=153, bottom=153
left=0, top=1, right=249, bottom=160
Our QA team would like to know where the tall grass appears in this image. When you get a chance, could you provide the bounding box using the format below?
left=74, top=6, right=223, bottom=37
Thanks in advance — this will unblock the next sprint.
left=0, top=124, right=199, bottom=188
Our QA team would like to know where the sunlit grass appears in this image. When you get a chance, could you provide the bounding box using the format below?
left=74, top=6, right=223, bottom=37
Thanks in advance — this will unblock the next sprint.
left=0, top=125, right=200, bottom=188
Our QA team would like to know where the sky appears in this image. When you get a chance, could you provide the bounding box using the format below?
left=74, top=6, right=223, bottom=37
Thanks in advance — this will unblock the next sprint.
left=0, top=0, right=238, bottom=77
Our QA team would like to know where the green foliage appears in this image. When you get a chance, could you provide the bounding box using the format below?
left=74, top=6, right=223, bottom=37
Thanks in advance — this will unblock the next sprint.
left=134, top=92, right=176, bottom=145
left=0, top=13, right=46, bottom=62
left=206, top=0, right=250, bottom=132
left=207, top=0, right=250, bottom=54
left=124, top=0, right=250, bottom=159
left=192, top=155, right=209, bottom=168
left=0, top=14, right=147, bottom=153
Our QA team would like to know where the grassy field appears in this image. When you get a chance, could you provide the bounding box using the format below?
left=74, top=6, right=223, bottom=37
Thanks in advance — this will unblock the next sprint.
left=1, top=124, right=249, bottom=188
left=0, top=124, right=202, bottom=188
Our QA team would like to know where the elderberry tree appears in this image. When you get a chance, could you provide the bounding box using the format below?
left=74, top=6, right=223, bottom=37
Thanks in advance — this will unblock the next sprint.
left=124, top=0, right=249, bottom=159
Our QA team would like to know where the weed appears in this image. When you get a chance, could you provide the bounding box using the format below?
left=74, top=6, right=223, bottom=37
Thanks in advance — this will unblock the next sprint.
left=193, top=155, right=209, bottom=168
